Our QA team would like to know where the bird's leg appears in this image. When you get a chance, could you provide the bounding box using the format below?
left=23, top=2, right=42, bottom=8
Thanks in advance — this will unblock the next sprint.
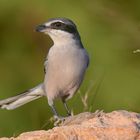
left=48, top=99, right=65, bottom=126
left=50, top=105, right=66, bottom=126
left=50, top=104, right=59, bottom=119
left=62, top=100, right=71, bottom=116
left=48, top=99, right=59, bottom=118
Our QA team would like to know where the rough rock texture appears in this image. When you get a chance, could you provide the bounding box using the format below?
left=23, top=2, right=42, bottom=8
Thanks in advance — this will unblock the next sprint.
left=1, top=110, right=140, bottom=140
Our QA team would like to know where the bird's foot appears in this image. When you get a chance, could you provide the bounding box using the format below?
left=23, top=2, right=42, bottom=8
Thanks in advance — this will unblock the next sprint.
left=53, top=115, right=66, bottom=126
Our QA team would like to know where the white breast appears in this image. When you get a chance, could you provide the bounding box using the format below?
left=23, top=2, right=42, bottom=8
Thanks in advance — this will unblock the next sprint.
left=44, top=42, right=89, bottom=101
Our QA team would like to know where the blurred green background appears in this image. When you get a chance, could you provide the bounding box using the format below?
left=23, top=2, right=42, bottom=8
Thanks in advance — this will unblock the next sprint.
left=0, top=0, right=140, bottom=137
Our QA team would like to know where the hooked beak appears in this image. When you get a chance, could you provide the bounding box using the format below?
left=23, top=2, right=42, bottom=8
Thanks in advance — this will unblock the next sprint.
left=35, top=24, right=49, bottom=32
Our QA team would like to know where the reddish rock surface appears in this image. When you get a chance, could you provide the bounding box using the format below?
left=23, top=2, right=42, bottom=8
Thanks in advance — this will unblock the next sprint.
left=0, top=110, right=140, bottom=140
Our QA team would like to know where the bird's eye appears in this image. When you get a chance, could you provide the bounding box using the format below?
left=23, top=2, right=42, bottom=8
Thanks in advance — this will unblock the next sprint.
left=53, top=22, right=62, bottom=27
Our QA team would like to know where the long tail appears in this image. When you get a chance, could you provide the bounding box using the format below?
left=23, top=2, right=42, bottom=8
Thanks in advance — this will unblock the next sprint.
left=0, top=83, right=44, bottom=110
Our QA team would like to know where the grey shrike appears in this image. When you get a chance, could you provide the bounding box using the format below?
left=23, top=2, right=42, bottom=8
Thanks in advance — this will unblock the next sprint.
left=0, top=18, right=89, bottom=118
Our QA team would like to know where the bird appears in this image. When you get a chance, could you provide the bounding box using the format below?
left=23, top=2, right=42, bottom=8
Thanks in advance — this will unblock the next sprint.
left=0, top=18, right=89, bottom=119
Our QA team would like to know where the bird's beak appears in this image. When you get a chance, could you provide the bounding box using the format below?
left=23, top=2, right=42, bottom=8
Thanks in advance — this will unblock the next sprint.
left=35, top=24, right=49, bottom=32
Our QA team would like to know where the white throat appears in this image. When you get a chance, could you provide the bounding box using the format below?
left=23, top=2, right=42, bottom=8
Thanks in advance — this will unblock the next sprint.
left=45, top=29, right=80, bottom=46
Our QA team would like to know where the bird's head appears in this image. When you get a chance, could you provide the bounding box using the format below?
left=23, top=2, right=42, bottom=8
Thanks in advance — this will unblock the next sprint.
left=36, top=18, right=81, bottom=45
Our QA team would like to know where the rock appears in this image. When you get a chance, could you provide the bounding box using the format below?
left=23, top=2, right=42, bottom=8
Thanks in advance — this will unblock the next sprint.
left=0, top=110, right=140, bottom=140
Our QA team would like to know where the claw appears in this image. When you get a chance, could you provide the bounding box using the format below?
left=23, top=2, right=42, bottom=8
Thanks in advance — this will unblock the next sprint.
left=53, top=116, right=66, bottom=126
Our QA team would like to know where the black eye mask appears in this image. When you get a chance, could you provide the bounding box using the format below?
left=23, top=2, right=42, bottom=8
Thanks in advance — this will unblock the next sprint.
left=51, top=22, right=77, bottom=34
